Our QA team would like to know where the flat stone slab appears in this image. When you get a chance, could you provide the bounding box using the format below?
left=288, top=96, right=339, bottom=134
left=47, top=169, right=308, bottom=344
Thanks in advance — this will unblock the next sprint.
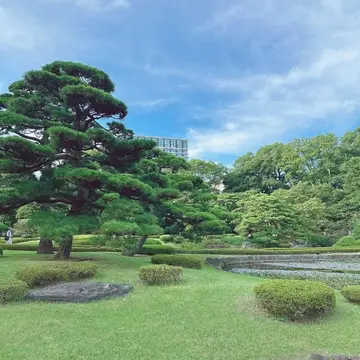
left=28, top=282, right=133, bottom=303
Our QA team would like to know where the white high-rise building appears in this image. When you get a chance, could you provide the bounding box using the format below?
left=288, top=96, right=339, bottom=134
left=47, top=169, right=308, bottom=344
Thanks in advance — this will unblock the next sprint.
left=134, top=135, right=189, bottom=159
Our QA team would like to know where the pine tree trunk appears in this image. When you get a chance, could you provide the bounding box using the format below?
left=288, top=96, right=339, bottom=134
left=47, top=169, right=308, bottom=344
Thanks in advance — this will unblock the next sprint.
left=55, top=237, right=73, bottom=260
left=123, top=235, right=148, bottom=256
left=37, top=238, right=53, bottom=254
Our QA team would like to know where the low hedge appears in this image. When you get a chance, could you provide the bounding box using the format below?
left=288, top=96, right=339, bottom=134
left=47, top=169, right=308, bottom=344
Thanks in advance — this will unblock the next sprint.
left=333, top=236, right=360, bottom=248
left=341, top=285, right=360, bottom=304
left=0, top=279, right=28, bottom=304
left=4, top=243, right=360, bottom=256
left=151, top=255, right=202, bottom=269
left=139, top=245, right=175, bottom=255
left=175, top=247, right=360, bottom=255
left=145, top=239, right=163, bottom=246
left=1, top=244, right=121, bottom=252
left=254, top=279, right=336, bottom=321
left=139, top=264, right=183, bottom=285
left=16, top=262, right=98, bottom=287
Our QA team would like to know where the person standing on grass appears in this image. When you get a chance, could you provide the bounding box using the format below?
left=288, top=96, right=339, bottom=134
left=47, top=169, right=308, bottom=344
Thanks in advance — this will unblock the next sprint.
left=5, top=227, right=13, bottom=244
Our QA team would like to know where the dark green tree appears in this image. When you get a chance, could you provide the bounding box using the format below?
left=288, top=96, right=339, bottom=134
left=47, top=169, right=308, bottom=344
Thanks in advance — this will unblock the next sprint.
left=0, top=61, right=156, bottom=259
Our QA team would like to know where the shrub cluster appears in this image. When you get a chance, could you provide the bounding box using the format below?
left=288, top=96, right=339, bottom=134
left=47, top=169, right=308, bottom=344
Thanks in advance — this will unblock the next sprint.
left=1, top=244, right=121, bottom=252
left=333, top=236, right=360, bottom=248
left=139, top=265, right=183, bottom=285
left=159, top=235, right=185, bottom=244
left=254, top=279, right=336, bottom=321
left=341, top=285, right=360, bottom=303
left=159, top=235, right=174, bottom=243
left=201, top=238, right=231, bottom=249
left=151, top=255, right=202, bottom=269
left=139, top=245, right=175, bottom=255
left=16, top=262, right=97, bottom=287
left=145, top=239, right=163, bottom=246
left=175, top=247, right=360, bottom=255
left=0, top=279, right=28, bottom=304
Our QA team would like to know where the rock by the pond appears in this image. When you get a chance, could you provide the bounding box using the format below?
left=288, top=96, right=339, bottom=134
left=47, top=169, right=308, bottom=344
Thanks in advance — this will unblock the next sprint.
left=28, top=282, right=133, bottom=303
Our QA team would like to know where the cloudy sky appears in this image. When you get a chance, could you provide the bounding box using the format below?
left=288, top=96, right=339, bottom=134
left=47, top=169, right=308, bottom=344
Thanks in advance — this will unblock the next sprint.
left=1, top=0, right=360, bottom=164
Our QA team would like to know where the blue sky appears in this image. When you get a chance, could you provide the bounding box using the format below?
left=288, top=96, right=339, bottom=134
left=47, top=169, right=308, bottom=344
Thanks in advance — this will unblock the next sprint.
left=1, top=0, right=360, bottom=165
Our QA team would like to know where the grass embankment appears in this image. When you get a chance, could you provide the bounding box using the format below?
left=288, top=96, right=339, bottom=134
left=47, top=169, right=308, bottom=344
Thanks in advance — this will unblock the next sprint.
left=1, top=251, right=360, bottom=359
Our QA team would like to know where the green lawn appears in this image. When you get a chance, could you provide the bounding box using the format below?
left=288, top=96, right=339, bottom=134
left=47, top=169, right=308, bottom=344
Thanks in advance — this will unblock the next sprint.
left=1, top=251, right=360, bottom=360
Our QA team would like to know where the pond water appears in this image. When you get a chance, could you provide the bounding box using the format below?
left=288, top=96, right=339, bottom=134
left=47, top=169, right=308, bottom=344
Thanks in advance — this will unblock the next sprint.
left=207, top=254, right=360, bottom=288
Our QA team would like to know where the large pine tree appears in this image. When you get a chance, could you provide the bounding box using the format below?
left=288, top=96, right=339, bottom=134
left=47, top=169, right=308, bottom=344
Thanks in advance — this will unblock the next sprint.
left=0, top=61, right=156, bottom=258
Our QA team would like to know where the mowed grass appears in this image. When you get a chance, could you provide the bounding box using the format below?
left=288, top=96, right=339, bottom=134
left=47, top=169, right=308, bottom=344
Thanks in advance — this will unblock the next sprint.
left=1, top=252, right=360, bottom=360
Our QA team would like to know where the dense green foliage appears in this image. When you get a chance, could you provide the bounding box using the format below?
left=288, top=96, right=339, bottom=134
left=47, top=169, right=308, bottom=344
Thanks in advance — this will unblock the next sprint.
left=333, top=236, right=360, bottom=247
left=341, top=286, right=360, bottom=304
left=138, top=245, right=176, bottom=255
left=254, top=280, right=336, bottom=321
left=16, top=262, right=97, bottom=287
left=138, top=264, right=183, bottom=285
left=0, top=279, right=28, bottom=304
left=151, top=254, right=202, bottom=269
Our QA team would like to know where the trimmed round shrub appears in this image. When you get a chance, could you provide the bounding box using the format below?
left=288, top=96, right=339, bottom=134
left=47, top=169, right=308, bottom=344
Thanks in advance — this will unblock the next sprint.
left=146, top=239, right=163, bottom=246
left=151, top=254, right=202, bottom=269
left=139, top=245, right=175, bottom=255
left=159, top=235, right=174, bottom=243
left=341, top=285, right=360, bottom=304
left=139, top=265, right=183, bottom=285
left=16, top=262, right=97, bottom=287
left=254, top=279, right=336, bottom=321
left=333, top=236, right=360, bottom=247
left=0, top=279, right=28, bottom=304
left=202, top=238, right=230, bottom=249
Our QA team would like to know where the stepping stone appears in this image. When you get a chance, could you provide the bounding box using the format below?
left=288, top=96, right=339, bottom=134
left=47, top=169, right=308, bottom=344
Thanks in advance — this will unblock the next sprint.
left=28, top=282, right=133, bottom=303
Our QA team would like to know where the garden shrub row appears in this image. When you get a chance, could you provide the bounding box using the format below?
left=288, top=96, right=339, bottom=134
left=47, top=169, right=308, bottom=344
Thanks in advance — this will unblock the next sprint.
left=151, top=254, right=202, bottom=269
left=4, top=243, right=360, bottom=256
left=254, top=279, right=336, bottom=321
left=341, top=285, right=360, bottom=303
left=139, top=245, right=175, bottom=255
left=16, top=262, right=98, bottom=287
left=0, top=279, right=28, bottom=304
left=175, top=247, right=360, bottom=255
left=139, top=264, right=183, bottom=285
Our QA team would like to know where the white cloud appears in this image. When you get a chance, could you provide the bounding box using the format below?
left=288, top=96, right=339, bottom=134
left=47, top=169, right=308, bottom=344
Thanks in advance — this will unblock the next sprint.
left=49, top=0, right=130, bottom=11
left=187, top=0, right=360, bottom=157
left=130, top=98, right=181, bottom=110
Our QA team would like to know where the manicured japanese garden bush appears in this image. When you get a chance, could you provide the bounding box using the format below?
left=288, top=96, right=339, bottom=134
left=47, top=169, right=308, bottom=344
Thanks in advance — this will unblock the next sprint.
left=139, top=245, right=175, bottom=255
left=201, top=238, right=231, bottom=249
left=341, top=285, right=360, bottom=304
left=333, top=236, right=360, bottom=247
left=0, top=279, right=28, bottom=304
left=145, top=239, right=163, bottom=246
left=254, top=279, right=336, bottom=321
left=16, top=262, right=97, bottom=287
left=139, top=265, right=183, bottom=285
left=151, top=254, right=202, bottom=269
left=159, top=235, right=174, bottom=243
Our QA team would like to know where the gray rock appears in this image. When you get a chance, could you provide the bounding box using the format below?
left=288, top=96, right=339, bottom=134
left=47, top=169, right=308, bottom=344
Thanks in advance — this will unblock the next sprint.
left=28, top=282, right=133, bottom=303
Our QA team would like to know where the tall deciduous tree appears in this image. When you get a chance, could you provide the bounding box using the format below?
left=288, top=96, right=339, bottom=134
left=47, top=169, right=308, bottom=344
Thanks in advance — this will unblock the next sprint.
left=0, top=61, right=156, bottom=259
left=183, top=159, right=228, bottom=192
